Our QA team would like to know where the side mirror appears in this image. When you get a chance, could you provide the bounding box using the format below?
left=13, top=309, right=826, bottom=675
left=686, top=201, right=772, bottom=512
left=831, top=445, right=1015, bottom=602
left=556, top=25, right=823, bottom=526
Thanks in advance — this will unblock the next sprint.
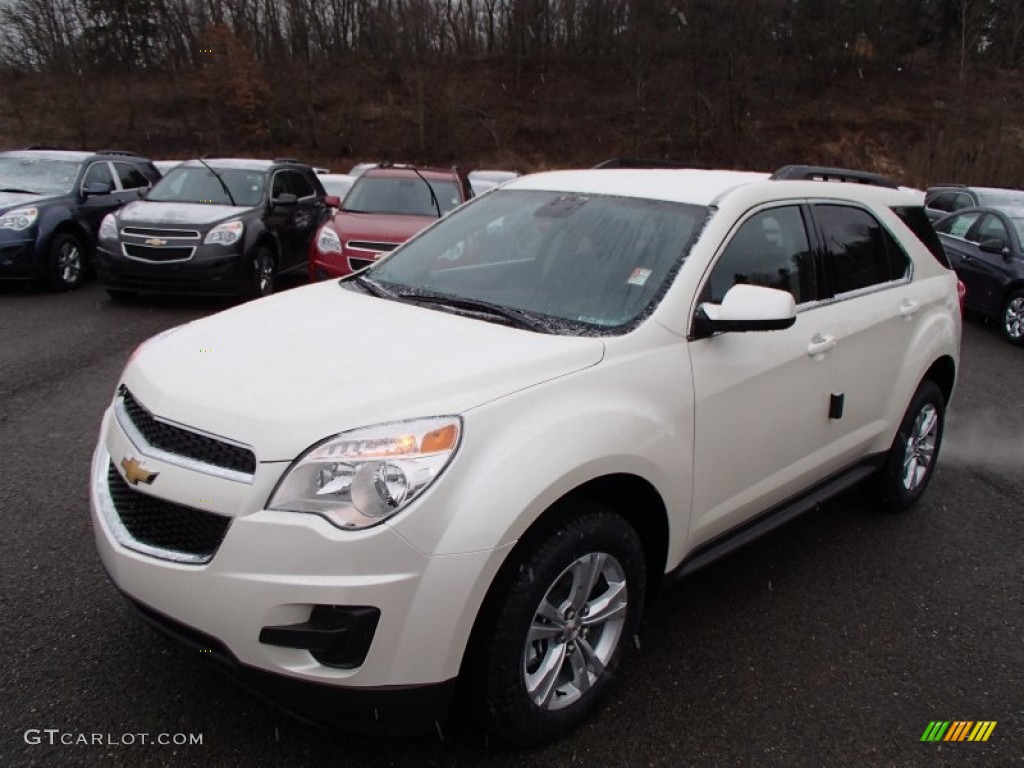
left=695, top=284, right=797, bottom=336
left=272, top=192, right=298, bottom=207
left=324, top=195, right=341, bottom=208
left=83, top=181, right=113, bottom=197
left=978, top=238, right=1010, bottom=257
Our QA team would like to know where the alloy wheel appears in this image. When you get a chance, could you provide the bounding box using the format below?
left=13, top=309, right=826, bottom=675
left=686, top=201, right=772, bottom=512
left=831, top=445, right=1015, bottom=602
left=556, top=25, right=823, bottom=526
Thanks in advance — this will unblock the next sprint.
left=522, top=552, right=628, bottom=711
left=901, top=403, right=938, bottom=491
left=1005, top=296, right=1024, bottom=341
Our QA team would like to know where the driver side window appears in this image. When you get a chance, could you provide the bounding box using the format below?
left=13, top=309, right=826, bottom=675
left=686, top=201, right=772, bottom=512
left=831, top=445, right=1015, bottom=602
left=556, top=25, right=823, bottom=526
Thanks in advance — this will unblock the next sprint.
left=82, top=162, right=115, bottom=192
left=704, top=206, right=815, bottom=305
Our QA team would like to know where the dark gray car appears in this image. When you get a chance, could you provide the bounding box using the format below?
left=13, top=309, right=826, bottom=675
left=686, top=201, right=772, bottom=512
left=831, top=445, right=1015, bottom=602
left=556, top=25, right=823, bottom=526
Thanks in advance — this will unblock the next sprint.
left=934, top=205, right=1024, bottom=345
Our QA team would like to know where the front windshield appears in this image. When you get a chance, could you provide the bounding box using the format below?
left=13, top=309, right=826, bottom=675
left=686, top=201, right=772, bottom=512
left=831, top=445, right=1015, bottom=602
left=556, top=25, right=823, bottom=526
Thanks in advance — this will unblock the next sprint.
left=368, top=189, right=708, bottom=333
left=0, top=157, right=80, bottom=196
left=344, top=176, right=461, bottom=216
left=147, top=166, right=265, bottom=206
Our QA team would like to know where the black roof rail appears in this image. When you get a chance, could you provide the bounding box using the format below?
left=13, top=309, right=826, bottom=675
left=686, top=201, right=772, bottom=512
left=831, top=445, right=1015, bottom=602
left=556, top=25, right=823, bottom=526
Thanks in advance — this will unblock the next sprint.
left=592, top=158, right=707, bottom=170
left=96, top=149, right=143, bottom=157
left=272, top=157, right=303, bottom=164
left=927, top=183, right=967, bottom=189
left=20, top=144, right=73, bottom=151
left=771, top=164, right=900, bottom=189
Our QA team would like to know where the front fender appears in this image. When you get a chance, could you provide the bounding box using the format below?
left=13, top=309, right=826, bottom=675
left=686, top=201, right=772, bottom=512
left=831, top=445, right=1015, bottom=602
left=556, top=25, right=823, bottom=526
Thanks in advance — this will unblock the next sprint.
left=388, top=325, right=695, bottom=569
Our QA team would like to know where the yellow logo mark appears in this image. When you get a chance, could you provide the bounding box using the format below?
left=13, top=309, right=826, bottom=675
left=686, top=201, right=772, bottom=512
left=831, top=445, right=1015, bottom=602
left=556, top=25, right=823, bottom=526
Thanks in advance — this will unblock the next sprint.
left=121, top=457, right=158, bottom=486
left=144, top=238, right=167, bottom=247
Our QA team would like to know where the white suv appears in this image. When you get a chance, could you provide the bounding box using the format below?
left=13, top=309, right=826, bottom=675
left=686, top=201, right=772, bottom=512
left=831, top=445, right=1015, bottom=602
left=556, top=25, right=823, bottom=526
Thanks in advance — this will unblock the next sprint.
left=90, top=165, right=961, bottom=744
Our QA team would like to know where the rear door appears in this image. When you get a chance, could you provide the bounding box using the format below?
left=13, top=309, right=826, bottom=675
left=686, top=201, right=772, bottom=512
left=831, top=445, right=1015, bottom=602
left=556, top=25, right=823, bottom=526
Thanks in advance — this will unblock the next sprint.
left=804, top=202, right=921, bottom=456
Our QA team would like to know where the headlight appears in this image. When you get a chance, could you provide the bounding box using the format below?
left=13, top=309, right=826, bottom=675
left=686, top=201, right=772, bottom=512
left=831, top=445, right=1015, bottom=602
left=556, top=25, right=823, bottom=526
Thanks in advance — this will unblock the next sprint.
left=0, top=207, right=39, bottom=231
left=268, top=417, right=461, bottom=530
left=204, top=219, right=244, bottom=245
left=317, top=225, right=342, bottom=254
left=99, top=213, right=118, bottom=241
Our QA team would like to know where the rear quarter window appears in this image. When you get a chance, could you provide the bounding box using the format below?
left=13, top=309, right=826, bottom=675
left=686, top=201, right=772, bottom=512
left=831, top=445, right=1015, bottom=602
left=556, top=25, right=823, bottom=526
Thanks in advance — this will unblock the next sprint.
left=892, top=206, right=950, bottom=268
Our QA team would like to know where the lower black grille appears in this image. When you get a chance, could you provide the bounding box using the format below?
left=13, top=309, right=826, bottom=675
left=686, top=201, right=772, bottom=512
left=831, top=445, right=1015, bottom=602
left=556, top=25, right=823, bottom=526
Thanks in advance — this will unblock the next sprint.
left=108, top=463, right=231, bottom=559
left=348, top=256, right=375, bottom=271
left=124, top=243, right=195, bottom=261
left=119, top=387, right=256, bottom=475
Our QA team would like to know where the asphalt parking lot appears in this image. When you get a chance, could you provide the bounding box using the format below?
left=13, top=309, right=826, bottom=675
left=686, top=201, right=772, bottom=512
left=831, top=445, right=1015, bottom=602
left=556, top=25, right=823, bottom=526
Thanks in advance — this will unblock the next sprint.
left=0, top=280, right=1021, bottom=767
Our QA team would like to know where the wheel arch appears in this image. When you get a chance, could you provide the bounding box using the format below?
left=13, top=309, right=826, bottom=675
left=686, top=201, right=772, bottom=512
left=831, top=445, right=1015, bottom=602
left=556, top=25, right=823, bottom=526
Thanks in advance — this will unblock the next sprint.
left=922, top=354, right=956, bottom=407
left=459, top=472, right=668, bottom=675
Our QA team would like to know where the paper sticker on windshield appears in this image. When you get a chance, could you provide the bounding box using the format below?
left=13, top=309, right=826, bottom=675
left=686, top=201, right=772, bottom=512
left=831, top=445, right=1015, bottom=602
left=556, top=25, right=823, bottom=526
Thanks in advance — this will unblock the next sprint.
left=627, top=267, right=652, bottom=286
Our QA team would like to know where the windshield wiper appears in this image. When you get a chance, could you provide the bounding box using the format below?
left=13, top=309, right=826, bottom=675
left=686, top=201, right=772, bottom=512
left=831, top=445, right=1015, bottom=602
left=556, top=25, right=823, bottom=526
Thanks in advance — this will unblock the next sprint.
left=396, top=292, right=548, bottom=332
left=408, top=167, right=442, bottom=218
left=351, top=273, right=396, bottom=298
left=197, top=158, right=236, bottom=206
left=1, top=188, right=40, bottom=195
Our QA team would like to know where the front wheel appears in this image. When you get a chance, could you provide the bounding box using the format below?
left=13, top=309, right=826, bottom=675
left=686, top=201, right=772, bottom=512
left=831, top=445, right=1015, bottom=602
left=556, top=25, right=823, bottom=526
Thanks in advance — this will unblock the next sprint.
left=867, top=380, right=946, bottom=511
left=47, top=232, right=87, bottom=291
left=246, top=246, right=275, bottom=299
left=464, top=503, right=646, bottom=745
left=1001, top=289, right=1024, bottom=346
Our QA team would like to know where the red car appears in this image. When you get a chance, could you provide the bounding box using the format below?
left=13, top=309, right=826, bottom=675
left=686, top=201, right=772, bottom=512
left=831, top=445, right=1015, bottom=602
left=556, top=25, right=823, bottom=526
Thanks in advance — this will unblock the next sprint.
left=309, top=164, right=473, bottom=280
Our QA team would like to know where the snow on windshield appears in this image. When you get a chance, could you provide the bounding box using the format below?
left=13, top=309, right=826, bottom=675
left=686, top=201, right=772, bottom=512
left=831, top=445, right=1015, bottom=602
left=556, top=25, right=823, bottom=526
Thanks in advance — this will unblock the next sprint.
left=0, top=157, right=80, bottom=196
left=148, top=166, right=266, bottom=207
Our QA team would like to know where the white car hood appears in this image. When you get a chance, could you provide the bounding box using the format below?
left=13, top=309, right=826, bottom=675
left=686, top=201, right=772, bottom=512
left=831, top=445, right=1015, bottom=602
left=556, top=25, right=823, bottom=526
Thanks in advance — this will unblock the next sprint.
left=118, top=200, right=250, bottom=226
left=123, top=281, right=605, bottom=461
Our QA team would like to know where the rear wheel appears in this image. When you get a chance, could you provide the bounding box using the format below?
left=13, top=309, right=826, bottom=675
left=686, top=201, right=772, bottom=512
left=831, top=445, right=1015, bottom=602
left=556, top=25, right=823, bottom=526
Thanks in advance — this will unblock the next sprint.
left=47, top=232, right=87, bottom=291
left=1001, top=289, right=1024, bottom=346
left=464, top=503, right=645, bottom=745
left=867, top=380, right=945, bottom=510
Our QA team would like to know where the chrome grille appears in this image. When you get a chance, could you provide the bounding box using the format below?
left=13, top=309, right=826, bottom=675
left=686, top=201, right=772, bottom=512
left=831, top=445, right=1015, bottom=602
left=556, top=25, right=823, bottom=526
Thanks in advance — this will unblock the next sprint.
left=346, top=241, right=399, bottom=253
left=107, top=462, right=231, bottom=562
left=117, top=386, right=256, bottom=479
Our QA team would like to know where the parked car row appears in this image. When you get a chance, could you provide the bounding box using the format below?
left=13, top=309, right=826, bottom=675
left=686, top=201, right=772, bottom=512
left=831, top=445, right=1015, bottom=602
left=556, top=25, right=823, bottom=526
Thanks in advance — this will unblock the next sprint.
left=1, top=148, right=519, bottom=300
left=2, top=147, right=1017, bottom=351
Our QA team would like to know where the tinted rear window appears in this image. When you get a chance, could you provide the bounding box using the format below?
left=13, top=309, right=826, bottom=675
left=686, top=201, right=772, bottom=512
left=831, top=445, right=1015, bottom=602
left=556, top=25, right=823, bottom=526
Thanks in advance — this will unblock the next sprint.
left=891, top=206, right=950, bottom=267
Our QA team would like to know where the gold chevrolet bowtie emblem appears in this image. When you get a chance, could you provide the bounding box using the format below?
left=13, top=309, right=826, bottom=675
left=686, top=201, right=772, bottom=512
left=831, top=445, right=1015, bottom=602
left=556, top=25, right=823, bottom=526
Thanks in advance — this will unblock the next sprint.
left=144, top=238, right=167, bottom=247
left=121, top=456, right=158, bottom=486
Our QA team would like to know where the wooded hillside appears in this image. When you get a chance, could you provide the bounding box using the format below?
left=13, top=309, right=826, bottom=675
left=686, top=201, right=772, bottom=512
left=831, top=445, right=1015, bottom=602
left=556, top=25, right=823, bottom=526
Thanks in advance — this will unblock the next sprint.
left=1, top=0, right=1023, bottom=186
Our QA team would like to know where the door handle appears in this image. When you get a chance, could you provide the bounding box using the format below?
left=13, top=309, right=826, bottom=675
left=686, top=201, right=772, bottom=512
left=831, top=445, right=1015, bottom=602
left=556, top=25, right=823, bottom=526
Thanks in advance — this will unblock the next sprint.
left=899, top=299, right=919, bottom=318
left=807, top=334, right=836, bottom=358
left=962, top=254, right=973, bottom=262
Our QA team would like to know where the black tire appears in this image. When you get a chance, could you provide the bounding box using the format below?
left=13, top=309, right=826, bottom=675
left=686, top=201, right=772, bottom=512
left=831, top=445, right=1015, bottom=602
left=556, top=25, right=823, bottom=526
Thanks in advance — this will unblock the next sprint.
left=463, top=502, right=646, bottom=745
left=867, top=380, right=946, bottom=511
left=47, top=232, right=87, bottom=291
left=1000, top=289, right=1024, bottom=346
left=105, top=289, right=138, bottom=302
left=246, top=246, right=276, bottom=299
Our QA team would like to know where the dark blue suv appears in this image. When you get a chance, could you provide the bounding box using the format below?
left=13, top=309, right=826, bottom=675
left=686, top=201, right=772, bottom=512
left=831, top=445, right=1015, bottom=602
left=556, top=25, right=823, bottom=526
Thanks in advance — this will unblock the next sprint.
left=0, top=149, right=161, bottom=290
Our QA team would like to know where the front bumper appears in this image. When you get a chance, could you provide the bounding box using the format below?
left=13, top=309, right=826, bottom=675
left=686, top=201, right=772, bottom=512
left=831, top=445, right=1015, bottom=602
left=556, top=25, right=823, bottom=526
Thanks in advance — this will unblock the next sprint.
left=0, top=231, right=41, bottom=280
left=90, top=405, right=508, bottom=732
left=123, top=595, right=456, bottom=735
left=95, top=242, right=248, bottom=295
left=310, top=246, right=383, bottom=280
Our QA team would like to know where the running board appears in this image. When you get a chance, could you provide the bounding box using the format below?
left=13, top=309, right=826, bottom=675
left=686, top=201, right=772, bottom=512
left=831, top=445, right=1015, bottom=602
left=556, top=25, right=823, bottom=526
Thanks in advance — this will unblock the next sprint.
left=665, top=459, right=882, bottom=588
